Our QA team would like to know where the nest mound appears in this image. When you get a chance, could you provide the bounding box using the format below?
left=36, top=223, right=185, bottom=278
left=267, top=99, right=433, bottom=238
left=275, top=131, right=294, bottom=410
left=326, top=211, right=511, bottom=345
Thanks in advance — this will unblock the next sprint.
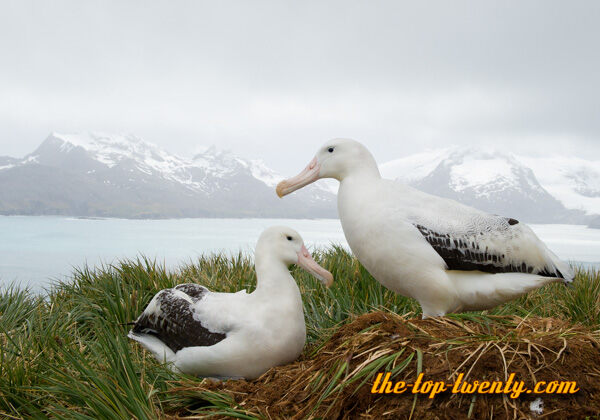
left=172, top=312, right=600, bottom=419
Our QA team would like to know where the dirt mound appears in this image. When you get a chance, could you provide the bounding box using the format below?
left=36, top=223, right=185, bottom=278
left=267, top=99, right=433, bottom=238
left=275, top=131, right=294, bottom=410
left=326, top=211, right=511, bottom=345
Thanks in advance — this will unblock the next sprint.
left=171, top=312, right=600, bottom=419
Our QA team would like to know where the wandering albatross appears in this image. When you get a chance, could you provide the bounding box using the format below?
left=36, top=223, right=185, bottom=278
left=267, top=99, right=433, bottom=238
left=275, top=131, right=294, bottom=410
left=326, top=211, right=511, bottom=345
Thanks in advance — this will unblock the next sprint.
left=276, top=139, right=573, bottom=317
left=128, top=226, right=333, bottom=379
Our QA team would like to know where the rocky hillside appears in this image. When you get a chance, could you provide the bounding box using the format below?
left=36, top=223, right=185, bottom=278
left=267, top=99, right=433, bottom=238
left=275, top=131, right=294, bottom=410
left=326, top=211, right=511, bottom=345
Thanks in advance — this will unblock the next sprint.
left=0, top=133, right=336, bottom=218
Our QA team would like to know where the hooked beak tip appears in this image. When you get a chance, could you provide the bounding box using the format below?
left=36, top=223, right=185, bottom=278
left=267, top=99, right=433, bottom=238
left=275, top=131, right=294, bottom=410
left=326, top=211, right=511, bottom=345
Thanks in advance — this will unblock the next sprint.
left=275, top=182, right=286, bottom=198
left=297, top=245, right=334, bottom=288
left=275, top=157, right=320, bottom=198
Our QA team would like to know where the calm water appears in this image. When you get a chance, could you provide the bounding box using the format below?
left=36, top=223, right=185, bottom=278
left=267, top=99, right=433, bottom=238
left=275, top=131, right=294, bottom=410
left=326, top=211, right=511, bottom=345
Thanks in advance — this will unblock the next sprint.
left=1, top=216, right=598, bottom=291
left=0, top=216, right=346, bottom=290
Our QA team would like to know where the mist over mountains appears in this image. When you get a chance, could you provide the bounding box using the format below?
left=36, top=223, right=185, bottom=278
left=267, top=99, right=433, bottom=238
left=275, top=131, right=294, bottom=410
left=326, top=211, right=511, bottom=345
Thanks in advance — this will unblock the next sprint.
left=0, top=134, right=598, bottom=224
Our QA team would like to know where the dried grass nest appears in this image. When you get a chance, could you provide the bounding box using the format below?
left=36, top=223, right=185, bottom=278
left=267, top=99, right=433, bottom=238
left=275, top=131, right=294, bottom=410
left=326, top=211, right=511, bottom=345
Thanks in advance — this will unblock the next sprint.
left=170, top=312, right=600, bottom=419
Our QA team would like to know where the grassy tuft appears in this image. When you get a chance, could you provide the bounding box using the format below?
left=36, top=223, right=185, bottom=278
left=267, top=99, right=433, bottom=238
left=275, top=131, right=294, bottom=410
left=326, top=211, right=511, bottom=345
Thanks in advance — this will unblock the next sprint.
left=0, top=247, right=598, bottom=418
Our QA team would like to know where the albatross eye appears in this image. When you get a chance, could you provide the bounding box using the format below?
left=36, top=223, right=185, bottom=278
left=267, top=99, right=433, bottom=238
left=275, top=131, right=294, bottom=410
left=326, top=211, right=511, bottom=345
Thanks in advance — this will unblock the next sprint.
left=328, top=147, right=334, bottom=153
left=287, top=236, right=293, bottom=241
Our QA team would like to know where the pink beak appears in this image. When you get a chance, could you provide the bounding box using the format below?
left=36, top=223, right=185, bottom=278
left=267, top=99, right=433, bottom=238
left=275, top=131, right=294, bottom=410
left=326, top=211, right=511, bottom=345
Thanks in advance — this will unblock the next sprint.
left=276, top=157, right=320, bottom=198
left=297, top=245, right=333, bottom=288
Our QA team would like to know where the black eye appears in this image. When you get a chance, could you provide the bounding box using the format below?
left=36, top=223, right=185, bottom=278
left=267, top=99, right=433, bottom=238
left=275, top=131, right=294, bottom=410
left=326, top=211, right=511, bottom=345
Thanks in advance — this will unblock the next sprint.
left=328, top=147, right=334, bottom=153
left=287, top=236, right=293, bottom=241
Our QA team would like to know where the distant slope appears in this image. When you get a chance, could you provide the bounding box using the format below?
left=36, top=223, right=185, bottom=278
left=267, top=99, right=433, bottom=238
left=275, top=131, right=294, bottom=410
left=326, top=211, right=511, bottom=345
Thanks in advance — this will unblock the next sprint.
left=0, top=133, right=336, bottom=218
left=516, top=155, right=600, bottom=216
left=380, top=147, right=593, bottom=224
left=0, top=156, right=18, bottom=168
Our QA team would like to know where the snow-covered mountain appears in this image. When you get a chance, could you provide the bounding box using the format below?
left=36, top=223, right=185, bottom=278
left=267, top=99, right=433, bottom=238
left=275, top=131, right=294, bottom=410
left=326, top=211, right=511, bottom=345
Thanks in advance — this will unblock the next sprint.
left=0, top=133, right=336, bottom=218
left=516, top=155, right=600, bottom=216
left=380, top=147, right=596, bottom=224
left=1, top=135, right=597, bottom=223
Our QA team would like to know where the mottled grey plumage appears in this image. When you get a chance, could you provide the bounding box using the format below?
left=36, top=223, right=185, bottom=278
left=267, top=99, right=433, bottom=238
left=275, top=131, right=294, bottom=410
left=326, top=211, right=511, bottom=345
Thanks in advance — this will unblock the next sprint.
left=414, top=219, right=565, bottom=278
left=414, top=215, right=572, bottom=281
left=131, top=283, right=226, bottom=352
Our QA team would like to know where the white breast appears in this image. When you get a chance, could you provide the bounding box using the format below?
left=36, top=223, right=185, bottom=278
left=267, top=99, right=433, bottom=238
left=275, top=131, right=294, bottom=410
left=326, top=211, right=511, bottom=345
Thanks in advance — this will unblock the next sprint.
left=338, top=179, right=448, bottom=300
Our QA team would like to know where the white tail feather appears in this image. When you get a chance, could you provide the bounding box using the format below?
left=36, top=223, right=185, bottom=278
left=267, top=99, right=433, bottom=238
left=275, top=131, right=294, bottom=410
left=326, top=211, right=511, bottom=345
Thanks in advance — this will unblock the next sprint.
left=128, top=331, right=176, bottom=363
left=546, top=249, right=574, bottom=283
left=448, top=271, right=561, bottom=311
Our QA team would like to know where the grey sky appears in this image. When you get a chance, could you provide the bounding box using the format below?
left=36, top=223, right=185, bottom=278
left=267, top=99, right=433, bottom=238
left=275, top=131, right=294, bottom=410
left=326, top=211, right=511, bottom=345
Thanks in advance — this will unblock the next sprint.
left=1, top=0, right=599, bottom=172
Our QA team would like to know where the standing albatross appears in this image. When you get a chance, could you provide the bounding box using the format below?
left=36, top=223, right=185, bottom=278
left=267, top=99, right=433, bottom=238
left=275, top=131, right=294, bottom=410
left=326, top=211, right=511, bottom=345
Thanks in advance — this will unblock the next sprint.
left=128, top=226, right=333, bottom=379
left=276, top=139, right=573, bottom=317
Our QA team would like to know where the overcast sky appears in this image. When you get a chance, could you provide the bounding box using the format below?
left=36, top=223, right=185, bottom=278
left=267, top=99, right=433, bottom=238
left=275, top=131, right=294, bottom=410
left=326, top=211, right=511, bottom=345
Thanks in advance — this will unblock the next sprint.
left=1, top=1, right=599, bottom=171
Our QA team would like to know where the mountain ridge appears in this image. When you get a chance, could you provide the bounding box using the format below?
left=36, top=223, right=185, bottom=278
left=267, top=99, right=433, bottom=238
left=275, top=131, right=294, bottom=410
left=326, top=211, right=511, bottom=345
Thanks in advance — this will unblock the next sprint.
left=1, top=134, right=598, bottom=223
left=380, top=147, right=596, bottom=224
left=0, top=133, right=336, bottom=219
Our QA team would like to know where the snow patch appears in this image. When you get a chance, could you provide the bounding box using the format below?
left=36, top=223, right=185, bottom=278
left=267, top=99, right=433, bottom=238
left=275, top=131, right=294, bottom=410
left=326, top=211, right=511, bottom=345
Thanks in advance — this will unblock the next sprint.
left=249, top=159, right=282, bottom=187
left=517, top=155, right=600, bottom=215
left=380, top=147, right=454, bottom=183
left=24, top=155, right=39, bottom=164
left=450, top=156, right=517, bottom=192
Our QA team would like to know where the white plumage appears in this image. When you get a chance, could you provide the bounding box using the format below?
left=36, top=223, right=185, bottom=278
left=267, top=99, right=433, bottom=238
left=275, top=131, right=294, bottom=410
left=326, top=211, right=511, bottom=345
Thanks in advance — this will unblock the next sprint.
left=277, top=139, right=573, bottom=317
left=128, top=226, right=333, bottom=379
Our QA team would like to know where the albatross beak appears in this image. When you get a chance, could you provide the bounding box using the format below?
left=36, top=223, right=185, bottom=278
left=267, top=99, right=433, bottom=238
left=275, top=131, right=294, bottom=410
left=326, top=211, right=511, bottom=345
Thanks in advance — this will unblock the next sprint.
left=297, top=245, right=333, bottom=288
left=276, top=157, right=320, bottom=197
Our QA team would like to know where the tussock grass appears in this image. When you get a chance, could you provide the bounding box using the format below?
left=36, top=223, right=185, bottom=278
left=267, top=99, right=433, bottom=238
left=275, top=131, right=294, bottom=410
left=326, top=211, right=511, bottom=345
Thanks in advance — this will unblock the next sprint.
left=0, top=248, right=598, bottom=418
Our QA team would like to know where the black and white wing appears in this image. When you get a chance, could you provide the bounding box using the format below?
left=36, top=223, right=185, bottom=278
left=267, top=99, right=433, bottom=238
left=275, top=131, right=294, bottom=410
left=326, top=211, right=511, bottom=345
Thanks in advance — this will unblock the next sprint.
left=131, top=283, right=227, bottom=353
left=410, top=211, right=573, bottom=282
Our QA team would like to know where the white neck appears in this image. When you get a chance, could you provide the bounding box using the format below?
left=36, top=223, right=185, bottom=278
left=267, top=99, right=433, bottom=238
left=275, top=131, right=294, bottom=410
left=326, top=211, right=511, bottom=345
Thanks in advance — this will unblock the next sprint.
left=253, top=252, right=299, bottom=297
left=339, top=153, right=381, bottom=183
left=339, top=162, right=381, bottom=191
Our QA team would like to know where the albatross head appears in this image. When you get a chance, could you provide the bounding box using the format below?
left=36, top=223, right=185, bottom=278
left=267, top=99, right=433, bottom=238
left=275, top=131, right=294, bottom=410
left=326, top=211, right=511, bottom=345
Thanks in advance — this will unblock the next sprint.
left=257, top=226, right=333, bottom=287
left=276, top=138, right=378, bottom=197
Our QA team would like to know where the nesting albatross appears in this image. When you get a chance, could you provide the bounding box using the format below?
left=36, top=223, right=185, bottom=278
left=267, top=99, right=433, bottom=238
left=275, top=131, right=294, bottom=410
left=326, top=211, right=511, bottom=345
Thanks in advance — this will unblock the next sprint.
left=128, top=226, right=333, bottom=379
left=276, top=139, right=573, bottom=317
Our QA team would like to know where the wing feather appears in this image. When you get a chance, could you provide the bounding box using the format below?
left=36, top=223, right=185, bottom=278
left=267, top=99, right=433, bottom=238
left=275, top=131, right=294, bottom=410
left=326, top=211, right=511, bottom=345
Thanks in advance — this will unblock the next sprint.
left=410, top=213, right=571, bottom=281
left=131, top=283, right=226, bottom=352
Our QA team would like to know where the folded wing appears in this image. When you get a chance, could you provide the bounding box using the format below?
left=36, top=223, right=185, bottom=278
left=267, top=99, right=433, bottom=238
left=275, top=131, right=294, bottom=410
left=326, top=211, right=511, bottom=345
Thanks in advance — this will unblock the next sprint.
left=410, top=212, right=573, bottom=282
left=131, top=283, right=227, bottom=352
